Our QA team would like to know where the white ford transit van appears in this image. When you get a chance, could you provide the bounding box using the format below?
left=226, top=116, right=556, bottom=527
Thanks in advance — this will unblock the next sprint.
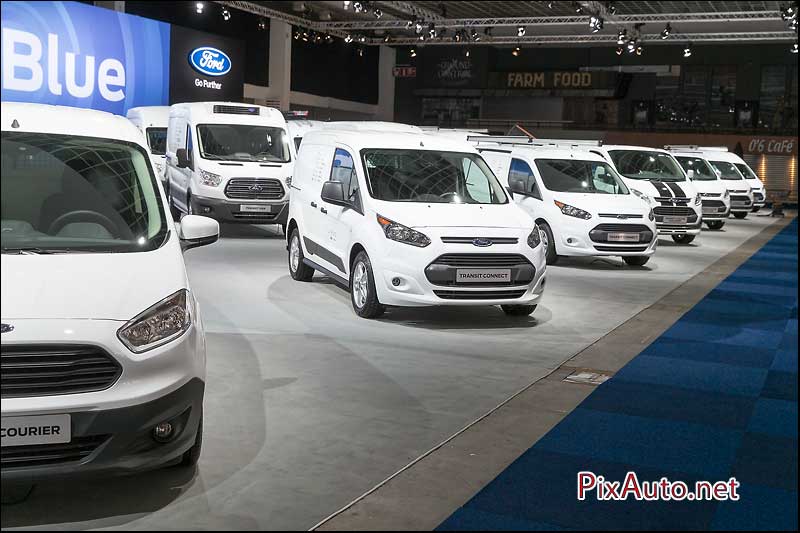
left=126, top=106, right=170, bottom=186
left=477, top=141, right=657, bottom=266
left=286, top=126, right=547, bottom=319
left=165, top=102, right=294, bottom=230
left=667, top=149, right=731, bottom=230
left=1, top=102, right=219, bottom=481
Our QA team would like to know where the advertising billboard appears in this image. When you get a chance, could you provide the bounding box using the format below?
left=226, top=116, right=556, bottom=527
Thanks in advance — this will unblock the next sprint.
left=1, top=1, right=170, bottom=115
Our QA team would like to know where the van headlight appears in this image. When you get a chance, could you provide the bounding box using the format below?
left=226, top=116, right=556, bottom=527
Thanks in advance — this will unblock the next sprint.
left=118, top=290, right=192, bottom=353
left=199, top=169, right=222, bottom=187
left=376, top=214, right=430, bottom=247
left=554, top=200, right=592, bottom=220
left=723, top=189, right=730, bottom=198
left=285, top=176, right=292, bottom=188
left=527, top=226, right=542, bottom=248
left=695, top=195, right=702, bottom=206
left=648, top=209, right=655, bottom=221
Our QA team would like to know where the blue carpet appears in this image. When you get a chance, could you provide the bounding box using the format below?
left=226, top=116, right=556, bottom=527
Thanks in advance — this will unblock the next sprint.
left=439, top=220, right=798, bottom=531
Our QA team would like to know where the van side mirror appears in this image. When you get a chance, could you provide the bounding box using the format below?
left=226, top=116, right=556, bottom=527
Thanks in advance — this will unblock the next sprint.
left=508, top=176, right=530, bottom=196
left=687, top=169, right=695, bottom=179
left=320, top=181, right=349, bottom=207
left=176, top=148, right=192, bottom=170
left=179, top=215, right=219, bottom=251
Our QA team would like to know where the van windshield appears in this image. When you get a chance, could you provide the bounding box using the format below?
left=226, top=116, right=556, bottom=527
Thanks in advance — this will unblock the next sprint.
left=735, top=163, right=760, bottom=180
left=535, top=159, right=629, bottom=194
left=676, top=156, right=718, bottom=181
left=710, top=161, right=745, bottom=180
left=361, top=150, right=508, bottom=204
left=197, top=124, right=291, bottom=163
left=1, top=132, right=168, bottom=254
left=608, top=150, right=686, bottom=182
left=146, top=127, right=167, bottom=156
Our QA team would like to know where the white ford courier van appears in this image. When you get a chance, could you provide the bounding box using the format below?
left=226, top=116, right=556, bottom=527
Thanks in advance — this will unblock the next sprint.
left=287, top=126, right=547, bottom=318
left=126, top=106, right=170, bottom=186
left=667, top=149, right=731, bottom=230
left=1, top=103, right=219, bottom=481
left=476, top=141, right=657, bottom=266
left=165, top=102, right=294, bottom=231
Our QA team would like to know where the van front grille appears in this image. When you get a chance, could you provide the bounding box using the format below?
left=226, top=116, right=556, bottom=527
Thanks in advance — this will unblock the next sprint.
left=1, top=435, right=109, bottom=469
left=434, top=289, right=527, bottom=300
left=431, top=254, right=531, bottom=268
left=225, top=178, right=285, bottom=200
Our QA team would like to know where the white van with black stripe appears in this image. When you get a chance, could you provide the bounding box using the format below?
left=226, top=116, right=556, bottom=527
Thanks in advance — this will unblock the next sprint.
left=586, top=145, right=703, bottom=245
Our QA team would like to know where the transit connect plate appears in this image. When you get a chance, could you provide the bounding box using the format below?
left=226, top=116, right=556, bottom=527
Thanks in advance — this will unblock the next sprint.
left=607, top=233, right=640, bottom=243
left=1, top=414, right=71, bottom=447
left=240, top=204, right=272, bottom=213
left=663, top=216, right=688, bottom=224
left=456, top=269, right=511, bottom=283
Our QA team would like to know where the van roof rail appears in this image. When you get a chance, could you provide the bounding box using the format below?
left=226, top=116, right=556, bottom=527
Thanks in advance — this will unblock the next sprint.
left=468, top=136, right=603, bottom=148
left=664, top=144, right=729, bottom=152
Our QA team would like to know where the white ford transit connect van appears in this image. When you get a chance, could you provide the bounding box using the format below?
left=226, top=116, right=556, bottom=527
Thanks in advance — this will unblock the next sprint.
left=126, top=106, right=170, bottom=186
left=165, top=102, right=294, bottom=230
left=476, top=141, right=657, bottom=266
left=667, top=149, right=731, bottom=230
left=1, top=102, right=219, bottom=481
left=287, top=126, right=547, bottom=318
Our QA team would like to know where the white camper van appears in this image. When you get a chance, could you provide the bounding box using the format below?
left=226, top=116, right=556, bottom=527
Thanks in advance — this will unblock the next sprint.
left=165, top=102, right=294, bottom=230
left=126, top=106, right=170, bottom=186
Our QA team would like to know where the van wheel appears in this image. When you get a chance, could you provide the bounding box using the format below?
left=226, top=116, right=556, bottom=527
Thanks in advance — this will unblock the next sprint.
left=623, top=256, right=650, bottom=267
left=672, top=234, right=696, bottom=244
left=179, top=412, right=202, bottom=468
left=539, top=222, right=559, bottom=265
left=289, top=229, right=314, bottom=282
left=501, top=304, right=537, bottom=316
left=706, top=220, right=725, bottom=230
left=350, top=251, right=385, bottom=319
left=733, top=212, right=748, bottom=219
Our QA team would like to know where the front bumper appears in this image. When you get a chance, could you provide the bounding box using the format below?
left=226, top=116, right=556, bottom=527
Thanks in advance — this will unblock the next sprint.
left=191, top=193, right=288, bottom=225
left=551, top=216, right=657, bottom=257
left=1, top=378, right=204, bottom=482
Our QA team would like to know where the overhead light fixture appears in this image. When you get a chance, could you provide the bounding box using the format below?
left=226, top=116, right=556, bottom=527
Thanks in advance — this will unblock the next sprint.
left=517, top=26, right=526, bottom=37
left=636, top=45, right=643, bottom=56
left=344, top=33, right=354, bottom=43
left=415, top=21, right=424, bottom=34
left=343, top=0, right=351, bottom=8
left=383, top=34, right=391, bottom=43
left=470, top=28, right=479, bottom=41
left=326, top=34, right=335, bottom=44
left=221, top=7, right=231, bottom=21
left=195, top=2, right=204, bottom=14
left=512, top=46, right=521, bottom=56
left=406, top=19, right=414, bottom=29
left=465, top=48, right=470, bottom=57
left=547, top=1, right=555, bottom=8
left=358, top=34, right=367, bottom=43
left=357, top=47, right=364, bottom=57
left=607, top=1, right=617, bottom=15
left=575, top=3, right=583, bottom=14
left=683, top=43, right=693, bottom=57
left=257, top=18, right=266, bottom=30
left=352, top=1, right=363, bottom=12
left=293, top=30, right=301, bottom=40
left=626, top=38, right=637, bottom=52
left=615, top=46, right=624, bottom=56
left=660, top=23, right=672, bottom=39
left=617, top=29, right=627, bottom=45
left=791, top=42, right=798, bottom=53
left=374, top=8, right=382, bottom=18
left=410, top=47, right=417, bottom=58
left=589, top=16, right=604, bottom=33
left=428, top=22, right=437, bottom=38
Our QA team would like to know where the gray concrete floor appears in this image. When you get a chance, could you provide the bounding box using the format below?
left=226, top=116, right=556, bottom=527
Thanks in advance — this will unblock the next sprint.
left=1, top=213, right=782, bottom=531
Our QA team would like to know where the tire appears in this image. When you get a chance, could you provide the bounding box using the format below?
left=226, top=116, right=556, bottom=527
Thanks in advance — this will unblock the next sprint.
left=705, top=220, right=725, bottom=230
left=350, top=251, right=385, bottom=319
left=672, top=234, right=696, bottom=245
left=501, top=304, right=537, bottom=316
left=539, top=222, right=559, bottom=265
left=623, top=256, right=650, bottom=267
left=288, top=228, right=314, bottom=282
left=179, top=412, right=202, bottom=468
left=733, top=212, right=748, bottom=219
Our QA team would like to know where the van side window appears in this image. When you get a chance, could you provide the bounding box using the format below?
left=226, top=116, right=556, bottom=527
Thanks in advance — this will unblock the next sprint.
left=330, top=148, right=360, bottom=206
left=509, top=158, right=542, bottom=199
left=185, top=125, right=194, bottom=167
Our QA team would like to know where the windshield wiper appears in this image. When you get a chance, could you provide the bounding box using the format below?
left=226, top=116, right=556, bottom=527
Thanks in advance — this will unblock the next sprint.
left=1, top=247, right=60, bottom=255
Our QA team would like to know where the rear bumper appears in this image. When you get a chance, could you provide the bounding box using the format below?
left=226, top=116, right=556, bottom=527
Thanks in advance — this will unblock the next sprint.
left=1, top=378, right=204, bottom=482
left=192, top=194, right=288, bottom=225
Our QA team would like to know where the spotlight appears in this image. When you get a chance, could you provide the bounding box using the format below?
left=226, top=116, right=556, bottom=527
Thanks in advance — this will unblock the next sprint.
left=326, top=35, right=335, bottom=44
left=636, top=45, right=643, bottom=56
left=547, top=1, right=554, bottom=8
left=616, top=46, right=624, bottom=56
left=589, top=16, right=604, bottom=33
left=374, top=8, right=382, bottom=19
left=410, top=47, right=417, bottom=58
left=221, top=7, right=231, bottom=21
left=383, top=34, right=391, bottom=43
left=414, top=21, right=424, bottom=34
left=517, top=26, right=526, bottom=37
left=293, top=30, right=301, bottom=40
left=470, top=28, right=479, bottom=41
left=358, top=34, right=367, bottom=43
left=343, top=0, right=351, bottom=8
left=575, top=3, right=583, bottom=14
left=626, top=38, right=637, bottom=52
left=607, top=1, right=617, bottom=15
left=512, top=46, right=521, bottom=56
left=344, top=33, right=354, bottom=43
left=683, top=43, right=693, bottom=57
left=406, top=19, right=414, bottom=29
left=195, top=2, right=204, bottom=14
left=465, top=48, right=470, bottom=57
left=352, top=1, right=363, bottom=12
left=792, top=42, right=799, bottom=53
left=357, top=47, right=364, bottom=57
left=660, top=23, right=672, bottom=39
left=257, top=18, right=266, bottom=31
left=617, top=29, right=627, bottom=45
left=428, top=22, right=437, bottom=38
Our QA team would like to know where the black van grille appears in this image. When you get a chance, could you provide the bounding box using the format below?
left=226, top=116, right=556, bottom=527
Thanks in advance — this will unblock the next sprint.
left=225, top=178, right=285, bottom=200
left=434, top=289, right=527, bottom=300
left=431, top=254, right=531, bottom=268
left=1, top=345, right=121, bottom=398
left=654, top=206, right=695, bottom=217
left=1, top=435, right=109, bottom=469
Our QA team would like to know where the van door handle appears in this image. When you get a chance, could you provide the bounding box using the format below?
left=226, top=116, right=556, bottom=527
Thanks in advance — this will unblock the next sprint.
left=320, top=207, right=328, bottom=214
left=311, top=201, right=317, bottom=208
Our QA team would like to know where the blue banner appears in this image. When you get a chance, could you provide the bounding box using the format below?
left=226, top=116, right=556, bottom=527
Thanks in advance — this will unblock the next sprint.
left=1, top=1, right=170, bottom=115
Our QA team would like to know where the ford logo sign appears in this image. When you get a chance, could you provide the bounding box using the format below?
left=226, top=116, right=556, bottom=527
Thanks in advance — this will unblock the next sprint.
left=189, top=47, right=232, bottom=77
left=472, top=238, right=493, bottom=247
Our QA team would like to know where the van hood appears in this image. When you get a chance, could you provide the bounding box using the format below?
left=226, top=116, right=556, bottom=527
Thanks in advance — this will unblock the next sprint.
left=200, top=160, right=292, bottom=179
left=0, top=240, right=188, bottom=321
left=372, top=201, right=534, bottom=229
left=622, top=178, right=697, bottom=199
left=690, top=180, right=728, bottom=195
left=549, top=193, right=651, bottom=215
left=746, top=178, right=764, bottom=191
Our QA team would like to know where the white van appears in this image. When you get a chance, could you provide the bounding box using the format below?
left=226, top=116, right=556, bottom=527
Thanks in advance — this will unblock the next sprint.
left=476, top=141, right=657, bottom=266
left=286, top=126, right=547, bottom=318
left=1, top=102, right=219, bottom=481
left=667, top=149, right=731, bottom=230
left=165, top=102, right=294, bottom=230
left=126, top=106, right=170, bottom=185
left=286, top=119, right=324, bottom=152
left=584, top=144, right=703, bottom=245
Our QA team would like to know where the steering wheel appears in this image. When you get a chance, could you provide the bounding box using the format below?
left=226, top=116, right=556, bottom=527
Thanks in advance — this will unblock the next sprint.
left=47, top=210, right=129, bottom=239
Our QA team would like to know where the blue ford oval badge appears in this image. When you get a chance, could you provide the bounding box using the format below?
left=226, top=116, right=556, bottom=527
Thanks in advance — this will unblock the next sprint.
left=189, top=47, right=232, bottom=77
left=472, top=238, right=493, bottom=247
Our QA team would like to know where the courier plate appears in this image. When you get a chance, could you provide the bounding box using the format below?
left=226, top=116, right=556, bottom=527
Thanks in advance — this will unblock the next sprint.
left=607, top=232, right=640, bottom=243
left=456, top=269, right=511, bottom=283
left=1, top=414, right=71, bottom=447
left=662, top=215, right=688, bottom=224
left=702, top=207, right=723, bottom=214
left=240, top=204, right=272, bottom=213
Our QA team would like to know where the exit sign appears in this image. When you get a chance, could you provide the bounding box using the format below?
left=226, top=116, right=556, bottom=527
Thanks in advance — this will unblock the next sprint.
left=393, top=66, right=417, bottom=78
